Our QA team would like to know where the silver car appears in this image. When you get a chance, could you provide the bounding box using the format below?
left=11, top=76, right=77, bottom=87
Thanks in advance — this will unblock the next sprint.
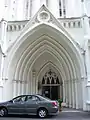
left=0, top=94, right=59, bottom=118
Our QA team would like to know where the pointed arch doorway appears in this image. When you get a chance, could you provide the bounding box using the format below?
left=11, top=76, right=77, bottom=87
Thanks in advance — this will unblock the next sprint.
left=41, top=69, right=63, bottom=100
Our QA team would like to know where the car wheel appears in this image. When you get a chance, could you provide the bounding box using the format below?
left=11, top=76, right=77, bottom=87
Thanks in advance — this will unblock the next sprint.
left=0, top=108, right=8, bottom=117
left=38, top=108, right=48, bottom=118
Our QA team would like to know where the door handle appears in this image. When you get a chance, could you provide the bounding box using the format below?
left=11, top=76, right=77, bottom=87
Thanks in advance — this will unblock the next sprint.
left=21, top=102, right=24, bottom=104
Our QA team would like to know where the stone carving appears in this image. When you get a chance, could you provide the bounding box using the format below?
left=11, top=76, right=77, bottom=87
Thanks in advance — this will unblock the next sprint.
left=42, top=69, right=61, bottom=85
left=37, top=11, right=50, bottom=22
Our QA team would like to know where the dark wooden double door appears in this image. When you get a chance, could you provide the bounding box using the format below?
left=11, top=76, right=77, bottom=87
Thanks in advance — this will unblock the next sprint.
left=42, top=86, right=59, bottom=100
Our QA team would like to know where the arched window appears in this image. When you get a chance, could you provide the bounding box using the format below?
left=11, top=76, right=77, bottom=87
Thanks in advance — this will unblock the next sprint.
left=42, top=77, right=45, bottom=84
left=59, top=0, right=66, bottom=18
left=51, top=77, right=54, bottom=84
left=47, top=77, right=50, bottom=84
left=56, top=77, right=60, bottom=84
left=42, top=69, right=60, bottom=85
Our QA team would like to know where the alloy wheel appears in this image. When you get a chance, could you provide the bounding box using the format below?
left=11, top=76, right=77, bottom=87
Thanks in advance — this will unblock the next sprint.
left=38, top=109, right=47, bottom=118
left=0, top=108, right=7, bottom=117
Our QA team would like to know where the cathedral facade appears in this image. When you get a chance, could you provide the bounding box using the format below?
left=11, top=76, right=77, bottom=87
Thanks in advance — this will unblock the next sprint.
left=0, top=0, right=90, bottom=111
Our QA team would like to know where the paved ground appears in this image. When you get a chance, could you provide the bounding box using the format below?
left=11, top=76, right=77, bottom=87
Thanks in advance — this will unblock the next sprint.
left=0, top=108, right=90, bottom=120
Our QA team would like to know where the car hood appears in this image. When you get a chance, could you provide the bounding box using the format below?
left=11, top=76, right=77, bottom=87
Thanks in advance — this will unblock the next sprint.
left=0, top=101, right=10, bottom=105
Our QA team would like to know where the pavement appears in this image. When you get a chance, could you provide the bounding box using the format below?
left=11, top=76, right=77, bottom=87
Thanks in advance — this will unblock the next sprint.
left=0, top=108, right=90, bottom=120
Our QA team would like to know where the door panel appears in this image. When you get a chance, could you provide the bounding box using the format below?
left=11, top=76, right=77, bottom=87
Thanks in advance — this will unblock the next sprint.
left=7, top=96, right=26, bottom=114
left=25, top=95, right=39, bottom=114
left=42, top=86, right=59, bottom=100
left=51, top=86, right=58, bottom=100
left=42, top=86, right=50, bottom=98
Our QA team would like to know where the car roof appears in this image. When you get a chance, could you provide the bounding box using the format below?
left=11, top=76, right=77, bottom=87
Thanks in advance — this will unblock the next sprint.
left=13, top=94, right=42, bottom=98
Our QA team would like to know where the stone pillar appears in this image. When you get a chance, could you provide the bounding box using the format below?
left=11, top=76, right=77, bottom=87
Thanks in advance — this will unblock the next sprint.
left=22, top=81, right=25, bottom=95
left=78, top=79, right=83, bottom=108
left=26, top=81, right=29, bottom=94
left=66, top=80, right=69, bottom=107
left=32, top=70, right=36, bottom=94
left=13, top=80, right=17, bottom=97
left=63, top=81, right=65, bottom=103
left=60, top=85, right=62, bottom=97
left=75, top=80, right=79, bottom=109
left=18, top=81, right=21, bottom=95
left=31, top=0, right=40, bottom=17
left=72, top=79, right=75, bottom=108
left=64, top=81, right=66, bottom=103
left=15, top=81, right=18, bottom=96
left=81, top=0, right=90, bottom=110
left=68, top=80, right=72, bottom=108
left=0, top=19, right=7, bottom=53
left=48, top=0, right=59, bottom=18
left=36, top=79, right=38, bottom=94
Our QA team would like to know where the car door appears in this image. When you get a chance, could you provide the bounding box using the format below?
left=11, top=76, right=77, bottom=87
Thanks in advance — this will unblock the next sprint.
left=25, top=95, right=40, bottom=114
left=7, top=95, right=26, bottom=114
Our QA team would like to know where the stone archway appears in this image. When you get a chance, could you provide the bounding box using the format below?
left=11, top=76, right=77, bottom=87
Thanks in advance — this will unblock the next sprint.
left=2, top=19, right=85, bottom=110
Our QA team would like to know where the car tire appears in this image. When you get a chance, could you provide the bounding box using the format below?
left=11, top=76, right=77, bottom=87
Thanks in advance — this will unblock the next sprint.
left=37, top=108, right=48, bottom=118
left=0, top=108, right=8, bottom=117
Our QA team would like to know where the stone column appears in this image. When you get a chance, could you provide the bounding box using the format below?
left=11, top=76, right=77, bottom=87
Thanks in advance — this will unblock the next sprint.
left=25, top=81, right=28, bottom=94
left=66, top=80, right=69, bottom=107
left=13, top=80, right=17, bottom=97
left=0, top=20, right=7, bottom=86
left=75, top=80, right=79, bottom=109
left=17, top=81, right=21, bottom=95
left=32, top=70, right=36, bottom=94
left=0, top=19, right=7, bottom=53
left=60, top=85, right=62, bottom=97
left=15, top=81, right=18, bottom=96
left=21, top=81, right=25, bottom=95
left=81, top=0, right=90, bottom=110
left=68, top=80, right=72, bottom=108
left=35, top=79, right=38, bottom=94
left=62, top=81, right=65, bottom=103
left=48, top=0, right=59, bottom=18
left=78, top=79, right=83, bottom=108
left=72, top=79, right=75, bottom=108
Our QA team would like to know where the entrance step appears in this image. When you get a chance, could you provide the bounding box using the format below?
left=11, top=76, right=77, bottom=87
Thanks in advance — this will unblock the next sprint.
left=62, top=108, right=83, bottom=112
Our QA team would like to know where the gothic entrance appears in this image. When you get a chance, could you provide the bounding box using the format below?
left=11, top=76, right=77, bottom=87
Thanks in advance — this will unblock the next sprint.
left=41, top=69, right=62, bottom=100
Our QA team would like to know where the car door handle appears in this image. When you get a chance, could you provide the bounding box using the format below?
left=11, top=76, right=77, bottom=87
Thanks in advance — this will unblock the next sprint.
left=21, top=102, right=24, bottom=104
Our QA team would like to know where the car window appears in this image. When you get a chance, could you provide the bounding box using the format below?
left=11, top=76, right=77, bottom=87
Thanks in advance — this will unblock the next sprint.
left=26, top=95, right=32, bottom=102
left=26, top=95, right=40, bottom=102
left=13, top=96, right=26, bottom=103
left=32, top=96, right=40, bottom=101
left=37, top=95, right=51, bottom=101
